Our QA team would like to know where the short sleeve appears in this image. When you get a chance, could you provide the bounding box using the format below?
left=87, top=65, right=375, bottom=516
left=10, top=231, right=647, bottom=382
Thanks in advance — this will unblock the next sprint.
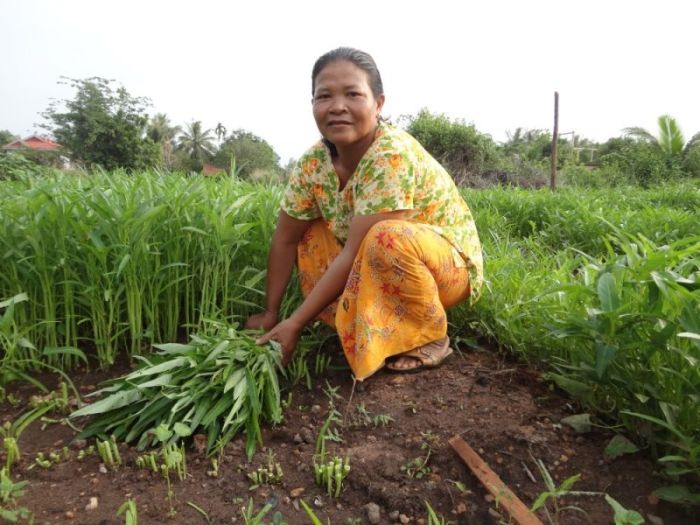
left=353, top=151, right=415, bottom=216
left=281, top=159, right=321, bottom=221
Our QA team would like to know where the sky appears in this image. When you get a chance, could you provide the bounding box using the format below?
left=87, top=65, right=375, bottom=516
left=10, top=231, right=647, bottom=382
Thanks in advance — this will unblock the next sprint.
left=1, top=0, right=699, bottom=163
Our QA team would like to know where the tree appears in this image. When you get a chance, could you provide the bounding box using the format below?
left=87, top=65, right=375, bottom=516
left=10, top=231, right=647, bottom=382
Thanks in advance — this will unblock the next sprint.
left=214, top=122, right=227, bottom=144
left=402, top=109, right=499, bottom=183
left=177, top=121, right=215, bottom=163
left=0, top=130, right=18, bottom=147
left=213, top=129, right=282, bottom=179
left=42, top=77, right=159, bottom=170
left=147, top=113, right=180, bottom=169
left=624, top=115, right=686, bottom=157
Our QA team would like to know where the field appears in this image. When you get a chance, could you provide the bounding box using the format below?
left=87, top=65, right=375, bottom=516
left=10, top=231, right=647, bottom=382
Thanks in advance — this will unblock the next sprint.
left=1, top=172, right=699, bottom=523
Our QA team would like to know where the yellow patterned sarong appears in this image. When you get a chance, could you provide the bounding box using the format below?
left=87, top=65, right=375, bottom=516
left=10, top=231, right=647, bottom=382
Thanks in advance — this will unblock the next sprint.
left=297, top=219, right=471, bottom=380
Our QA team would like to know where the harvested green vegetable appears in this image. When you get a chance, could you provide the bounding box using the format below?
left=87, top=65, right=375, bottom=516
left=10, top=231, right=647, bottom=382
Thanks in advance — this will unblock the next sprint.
left=71, top=325, right=283, bottom=459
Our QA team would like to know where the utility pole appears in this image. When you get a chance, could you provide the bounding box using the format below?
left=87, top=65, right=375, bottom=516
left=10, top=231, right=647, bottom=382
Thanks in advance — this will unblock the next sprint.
left=550, top=92, right=559, bottom=191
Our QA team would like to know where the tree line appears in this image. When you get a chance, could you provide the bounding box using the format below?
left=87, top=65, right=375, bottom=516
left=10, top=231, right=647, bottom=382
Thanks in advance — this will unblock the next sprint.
left=2, top=77, right=699, bottom=187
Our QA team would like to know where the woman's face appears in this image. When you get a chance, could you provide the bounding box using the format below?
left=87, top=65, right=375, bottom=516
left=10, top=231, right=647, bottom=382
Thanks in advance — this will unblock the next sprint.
left=312, top=60, right=385, bottom=151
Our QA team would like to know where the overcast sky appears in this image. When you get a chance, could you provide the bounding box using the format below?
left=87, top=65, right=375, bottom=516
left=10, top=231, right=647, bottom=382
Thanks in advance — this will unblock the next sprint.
left=2, top=1, right=698, bottom=162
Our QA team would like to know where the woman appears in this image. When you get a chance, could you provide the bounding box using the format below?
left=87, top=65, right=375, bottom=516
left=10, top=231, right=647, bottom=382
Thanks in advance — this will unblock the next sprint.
left=246, top=47, right=482, bottom=381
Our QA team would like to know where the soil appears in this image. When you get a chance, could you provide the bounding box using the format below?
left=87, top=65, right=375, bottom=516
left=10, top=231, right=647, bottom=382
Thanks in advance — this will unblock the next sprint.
left=2, top=340, right=698, bottom=525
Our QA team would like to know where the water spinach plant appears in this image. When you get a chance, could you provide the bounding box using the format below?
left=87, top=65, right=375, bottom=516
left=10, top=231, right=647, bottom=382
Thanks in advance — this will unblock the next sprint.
left=71, top=324, right=285, bottom=458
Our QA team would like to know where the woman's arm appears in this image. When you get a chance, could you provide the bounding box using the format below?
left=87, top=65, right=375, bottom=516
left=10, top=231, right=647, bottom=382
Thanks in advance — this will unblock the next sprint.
left=257, top=209, right=411, bottom=364
left=245, top=211, right=311, bottom=331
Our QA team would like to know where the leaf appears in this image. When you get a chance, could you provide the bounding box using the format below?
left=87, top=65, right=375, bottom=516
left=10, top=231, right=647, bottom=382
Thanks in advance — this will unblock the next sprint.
left=652, top=485, right=700, bottom=505
left=71, top=390, right=143, bottom=417
left=546, top=373, right=592, bottom=398
left=561, top=413, right=592, bottom=434
left=155, top=423, right=173, bottom=443
left=0, top=292, right=28, bottom=309
left=597, top=272, right=620, bottom=312
left=42, top=346, right=88, bottom=363
left=594, top=342, right=618, bottom=379
left=604, top=494, right=645, bottom=525
left=604, top=435, right=640, bottom=460
left=173, top=422, right=192, bottom=437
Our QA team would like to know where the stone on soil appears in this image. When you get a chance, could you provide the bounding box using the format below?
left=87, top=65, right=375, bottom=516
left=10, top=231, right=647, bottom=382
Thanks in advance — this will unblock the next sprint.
left=365, top=502, right=381, bottom=524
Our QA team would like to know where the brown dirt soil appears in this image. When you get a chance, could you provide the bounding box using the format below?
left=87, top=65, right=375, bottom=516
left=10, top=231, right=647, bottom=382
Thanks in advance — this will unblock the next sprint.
left=1, top=341, right=698, bottom=525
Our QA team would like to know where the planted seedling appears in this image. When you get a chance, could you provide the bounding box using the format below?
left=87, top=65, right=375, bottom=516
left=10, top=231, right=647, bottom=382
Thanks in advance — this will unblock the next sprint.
left=117, top=498, right=138, bottom=525
left=2, top=436, right=20, bottom=472
left=207, top=457, right=219, bottom=477
left=425, top=500, right=452, bottom=525
left=240, top=497, right=275, bottom=525
left=402, top=432, right=437, bottom=479
left=97, top=435, right=122, bottom=470
left=0, top=466, right=31, bottom=523
left=300, top=499, right=331, bottom=525
left=350, top=403, right=393, bottom=428
left=313, top=456, right=350, bottom=498
left=247, top=450, right=283, bottom=489
left=529, top=455, right=601, bottom=524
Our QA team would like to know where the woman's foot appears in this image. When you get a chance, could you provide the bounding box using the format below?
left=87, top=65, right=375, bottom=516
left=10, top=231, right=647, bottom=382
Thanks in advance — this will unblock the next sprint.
left=386, top=336, right=453, bottom=372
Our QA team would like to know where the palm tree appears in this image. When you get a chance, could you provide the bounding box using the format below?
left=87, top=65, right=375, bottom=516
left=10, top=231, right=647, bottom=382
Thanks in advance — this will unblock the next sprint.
left=214, top=122, right=227, bottom=144
left=147, top=113, right=180, bottom=144
left=624, top=115, right=686, bottom=157
left=177, top=121, right=215, bottom=161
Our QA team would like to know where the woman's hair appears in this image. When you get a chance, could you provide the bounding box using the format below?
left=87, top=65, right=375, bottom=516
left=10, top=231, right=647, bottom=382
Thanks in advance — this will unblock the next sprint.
left=311, top=47, right=384, bottom=157
left=311, top=47, right=384, bottom=99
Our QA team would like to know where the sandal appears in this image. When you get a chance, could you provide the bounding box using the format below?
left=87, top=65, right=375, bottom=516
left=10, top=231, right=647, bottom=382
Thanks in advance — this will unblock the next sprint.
left=385, top=336, right=453, bottom=372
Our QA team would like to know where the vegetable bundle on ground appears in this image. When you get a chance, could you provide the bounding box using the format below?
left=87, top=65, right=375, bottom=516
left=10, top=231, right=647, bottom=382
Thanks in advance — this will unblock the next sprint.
left=71, top=325, right=283, bottom=459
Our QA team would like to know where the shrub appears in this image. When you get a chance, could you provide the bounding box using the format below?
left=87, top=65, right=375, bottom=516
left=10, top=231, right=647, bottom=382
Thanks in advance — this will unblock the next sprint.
left=403, top=109, right=499, bottom=185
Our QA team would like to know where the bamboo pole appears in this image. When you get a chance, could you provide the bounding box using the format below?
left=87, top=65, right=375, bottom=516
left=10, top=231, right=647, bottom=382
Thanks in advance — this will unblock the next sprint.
left=550, top=91, right=559, bottom=191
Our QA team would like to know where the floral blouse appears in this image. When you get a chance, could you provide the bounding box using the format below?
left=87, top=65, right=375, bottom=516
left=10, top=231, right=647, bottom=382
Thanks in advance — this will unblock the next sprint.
left=281, top=122, right=483, bottom=298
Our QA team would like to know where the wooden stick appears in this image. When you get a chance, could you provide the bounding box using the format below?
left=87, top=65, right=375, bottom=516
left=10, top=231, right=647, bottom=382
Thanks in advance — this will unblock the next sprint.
left=449, top=435, right=544, bottom=525
left=550, top=91, right=559, bottom=191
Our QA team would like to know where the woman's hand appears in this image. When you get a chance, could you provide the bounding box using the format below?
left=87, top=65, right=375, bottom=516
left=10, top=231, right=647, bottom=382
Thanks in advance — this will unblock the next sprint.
left=244, top=310, right=278, bottom=332
left=256, top=318, right=304, bottom=366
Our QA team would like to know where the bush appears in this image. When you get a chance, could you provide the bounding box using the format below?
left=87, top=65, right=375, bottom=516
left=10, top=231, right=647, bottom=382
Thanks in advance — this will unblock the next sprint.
left=403, top=109, right=499, bottom=185
left=0, top=153, right=53, bottom=180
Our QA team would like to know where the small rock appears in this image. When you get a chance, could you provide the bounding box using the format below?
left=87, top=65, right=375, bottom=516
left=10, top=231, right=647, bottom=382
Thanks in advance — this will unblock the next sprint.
left=72, top=439, right=87, bottom=450
left=301, top=427, right=315, bottom=444
left=289, top=487, right=305, bottom=498
left=293, top=433, right=303, bottom=444
left=417, top=519, right=426, bottom=525
left=90, top=477, right=99, bottom=485
left=560, top=454, right=569, bottom=463
left=488, top=507, right=502, bottom=520
left=65, top=511, right=75, bottom=519
left=52, top=439, right=64, bottom=447
left=310, top=404, right=321, bottom=414
left=365, top=502, right=381, bottom=524
left=313, top=495, right=323, bottom=508
left=282, top=496, right=290, bottom=505
left=647, top=514, right=664, bottom=525
left=389, top=510, right=400, bottom=521
left=389, top=375, right=405, bottom=385
left=399, top=513, right=410, bottom=524
left=85, top=497, right=98, bottom=511
left=455, top=503, right=467, bottom=514
left=98, top=464, right=108, bottom=474
left=484, top=494, right=495, bottom=503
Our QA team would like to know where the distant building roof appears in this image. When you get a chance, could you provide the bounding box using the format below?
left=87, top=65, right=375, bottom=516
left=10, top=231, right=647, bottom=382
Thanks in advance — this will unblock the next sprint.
left=201, top=163, right=226, bottom=176
left=2, top=135, right=61, bottom=151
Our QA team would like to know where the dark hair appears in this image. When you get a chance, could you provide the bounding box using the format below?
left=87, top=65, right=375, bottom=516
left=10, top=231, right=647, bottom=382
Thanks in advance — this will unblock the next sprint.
left=311, top=47, right=384, bottom=157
